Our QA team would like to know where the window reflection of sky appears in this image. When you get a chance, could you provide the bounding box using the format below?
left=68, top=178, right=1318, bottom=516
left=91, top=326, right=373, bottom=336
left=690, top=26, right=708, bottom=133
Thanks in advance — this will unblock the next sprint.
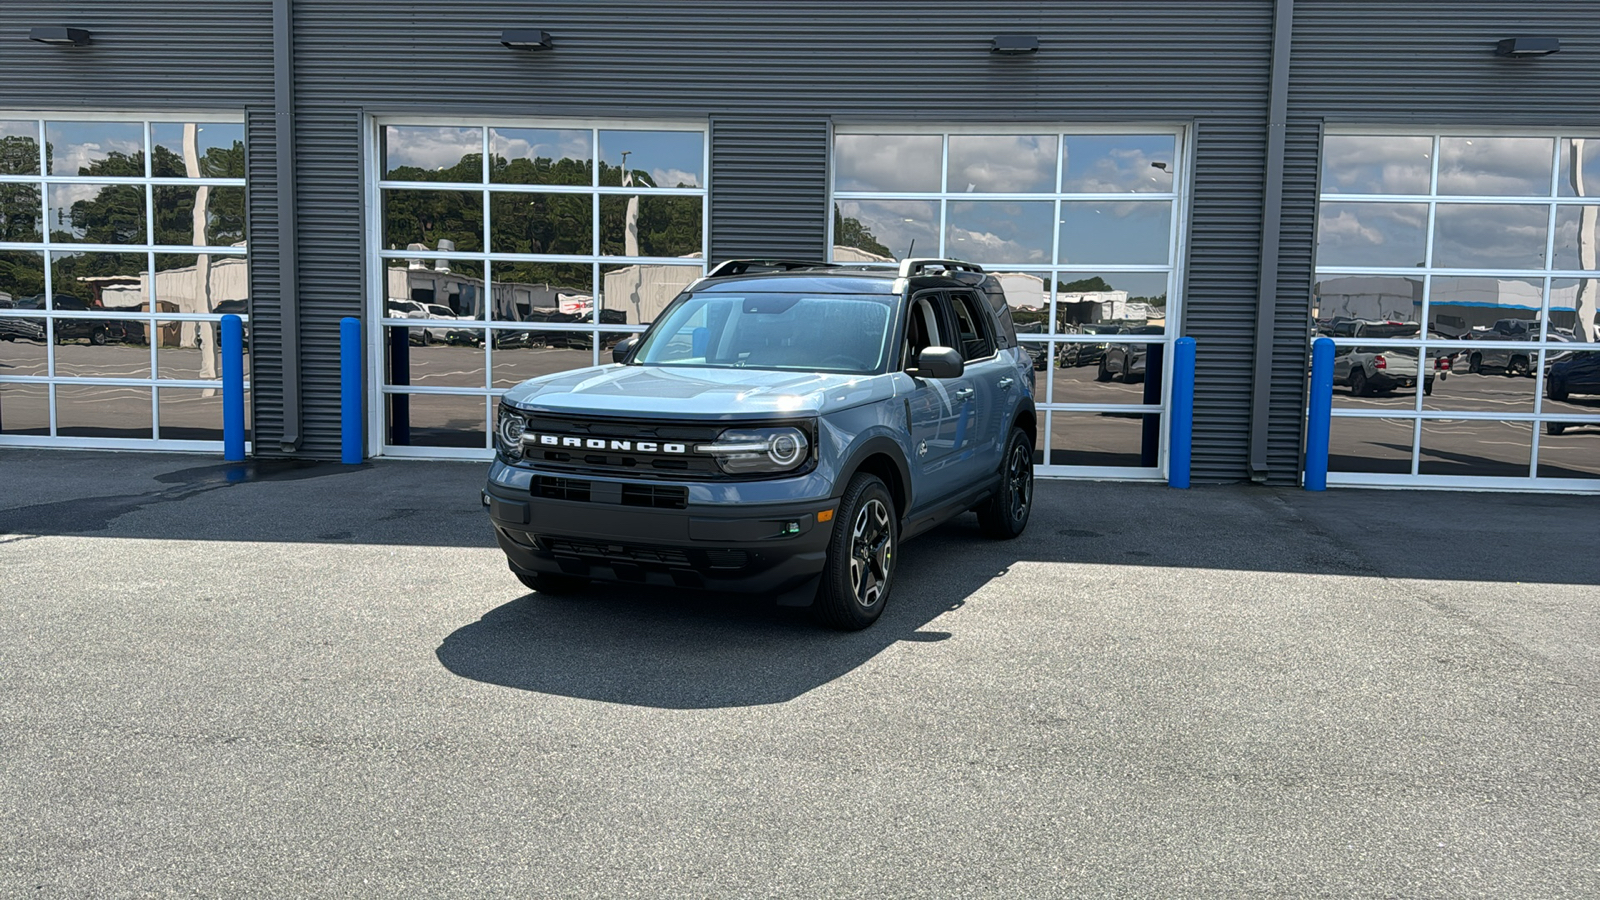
left=1058, top=202, right=1172, bottom=265
left=1321, top=135, right=1433, bottom=194
left=384, top=126, right=480, bottom=177
left=1555, top=206, right=1600, bottom=271
left=834, top=134, right=941, bottom=192
left=491, top=128, right=590, bottom=182
left=150, top=123, right=245, bottom=174
left=948, top=201, right=1053, bottom=264
left=45, top=121, right=144, bottom=176
left=834, top=199, right=936, bottom=260
left=597, top=130, right=703, bottom=188
left=1432, top=204, right=1548, bottom=270
left=1316, top=202, right=1428, bottom=268
left=1437, top=138, right=1554, bottom=197
left=1061, top=135, right=1175, bottom=193
left=947, top=135, right=1056, bottom=193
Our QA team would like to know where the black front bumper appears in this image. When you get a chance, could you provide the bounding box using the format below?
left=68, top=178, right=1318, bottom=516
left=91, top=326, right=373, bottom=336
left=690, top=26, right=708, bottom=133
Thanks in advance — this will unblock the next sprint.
left=485, top=483, right=836, bottom=596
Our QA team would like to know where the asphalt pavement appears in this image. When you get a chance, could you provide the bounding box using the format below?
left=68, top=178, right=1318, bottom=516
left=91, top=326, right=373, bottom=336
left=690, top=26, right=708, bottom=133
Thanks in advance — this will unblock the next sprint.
left=2, top=450, right=1598, bottom=898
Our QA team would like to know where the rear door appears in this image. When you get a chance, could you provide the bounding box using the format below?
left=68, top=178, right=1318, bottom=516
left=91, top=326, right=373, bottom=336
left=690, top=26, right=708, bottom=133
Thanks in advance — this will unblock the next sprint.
left=945, top=289, right=1011, bottom=477
left=901, top=291, right=971, bottom=506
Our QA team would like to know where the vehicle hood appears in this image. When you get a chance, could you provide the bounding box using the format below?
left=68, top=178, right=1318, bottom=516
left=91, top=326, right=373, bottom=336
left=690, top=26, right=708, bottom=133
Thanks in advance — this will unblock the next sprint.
left=502, top=364, right=893, bottom=419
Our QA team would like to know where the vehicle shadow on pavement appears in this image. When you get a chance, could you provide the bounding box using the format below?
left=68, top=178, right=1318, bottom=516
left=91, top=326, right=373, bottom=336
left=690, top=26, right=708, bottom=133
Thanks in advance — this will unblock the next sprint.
left=434, top=520, right=1004, bottom=709
left=435, top=480, right=1600, bottom=707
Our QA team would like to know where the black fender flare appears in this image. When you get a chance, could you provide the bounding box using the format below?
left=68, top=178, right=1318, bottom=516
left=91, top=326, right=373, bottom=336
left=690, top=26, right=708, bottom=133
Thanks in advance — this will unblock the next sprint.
left=1006, top=397, right=1039, bottom=452
left=833, top=434, right=914, bottom=516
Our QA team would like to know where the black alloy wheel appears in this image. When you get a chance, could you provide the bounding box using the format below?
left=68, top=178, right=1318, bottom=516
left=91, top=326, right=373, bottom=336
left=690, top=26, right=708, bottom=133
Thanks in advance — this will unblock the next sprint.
left=816, top=472, right=897, bottom=630
left=979, top=428, right=1035, bottom=539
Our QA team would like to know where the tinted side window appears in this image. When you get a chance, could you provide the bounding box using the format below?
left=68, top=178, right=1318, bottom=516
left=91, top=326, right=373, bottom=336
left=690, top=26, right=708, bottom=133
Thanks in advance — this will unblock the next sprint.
left=981, top=282, right=1016, bottom=348
left=949, top=292, right=995, bottom=361
left=901, top=292, right=947, bottom=368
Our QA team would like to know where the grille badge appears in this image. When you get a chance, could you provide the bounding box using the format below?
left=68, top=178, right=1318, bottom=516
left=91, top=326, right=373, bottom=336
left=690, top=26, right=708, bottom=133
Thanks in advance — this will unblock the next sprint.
left=524, top=433, right=689, bottom=454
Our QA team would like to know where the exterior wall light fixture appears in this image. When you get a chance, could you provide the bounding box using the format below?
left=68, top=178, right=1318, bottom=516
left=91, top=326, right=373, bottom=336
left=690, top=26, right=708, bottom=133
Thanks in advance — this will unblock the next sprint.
left=29, top=26, right=93, bottom=47
left=1495, top=37, right=1561, bottom=58
left=991, top=34, right=1039, bottom=55
left=501, top=29, right=553, bottom=51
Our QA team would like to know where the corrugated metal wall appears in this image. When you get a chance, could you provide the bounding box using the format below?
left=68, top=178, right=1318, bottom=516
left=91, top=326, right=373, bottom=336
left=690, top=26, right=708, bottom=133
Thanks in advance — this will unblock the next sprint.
left=289, top=0, right=1278, bottom=467
left=709, top=119, right=830, bottom=262
left=0, top=1, right=278, bottom=448
left=0, top=3, right=272, bottom=107
left=245, top=106, right=286, bottom=447
left=1271, top=2, right=1600, bottom=483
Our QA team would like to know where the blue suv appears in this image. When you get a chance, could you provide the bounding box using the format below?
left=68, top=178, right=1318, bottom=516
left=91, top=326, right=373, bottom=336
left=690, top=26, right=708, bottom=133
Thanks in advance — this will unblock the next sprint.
left=484, top=258, right=1037, bottom=629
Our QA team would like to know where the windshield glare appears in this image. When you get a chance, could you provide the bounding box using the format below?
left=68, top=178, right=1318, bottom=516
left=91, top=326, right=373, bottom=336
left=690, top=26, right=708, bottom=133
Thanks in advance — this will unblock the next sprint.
left=632, top=292, right=896, bottom=374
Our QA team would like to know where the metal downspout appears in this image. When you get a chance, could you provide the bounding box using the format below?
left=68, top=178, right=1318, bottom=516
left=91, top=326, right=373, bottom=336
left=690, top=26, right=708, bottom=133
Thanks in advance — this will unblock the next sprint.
left=273, top=0, right=302, bottom=452
left=1247, top=0, right=1293, bottom=482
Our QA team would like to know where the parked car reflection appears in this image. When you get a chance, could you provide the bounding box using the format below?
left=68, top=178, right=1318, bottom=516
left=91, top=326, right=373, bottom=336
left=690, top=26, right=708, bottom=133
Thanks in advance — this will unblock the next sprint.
left=0, top=296, right=46, bottom=342
left=1545, top=349, right=1600, bottom=435
left=1098, top=325, right=1163, bottom=383
left=1056, top=323, right=1120, bottom=368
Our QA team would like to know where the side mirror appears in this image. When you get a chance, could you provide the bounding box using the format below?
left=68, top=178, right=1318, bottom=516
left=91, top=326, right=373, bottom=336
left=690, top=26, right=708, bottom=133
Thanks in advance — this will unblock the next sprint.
left=611, top=335, right=639, bottom=364
left=907, top=346, right=964, bottom=379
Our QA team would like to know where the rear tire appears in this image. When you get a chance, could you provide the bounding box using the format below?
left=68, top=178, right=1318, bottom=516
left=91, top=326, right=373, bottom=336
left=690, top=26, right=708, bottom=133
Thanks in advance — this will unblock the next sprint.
left=515, top=570, right=588, bottom=595
left=1547, top=422, right=1567, bottom=436
left=815, top=472, right=897, bottom=631
left=978, top=428, right=1034, bottom=540
left=1350, top=369, right=1368, bottom=396
left=1469, top=353, right=1482, bottom=374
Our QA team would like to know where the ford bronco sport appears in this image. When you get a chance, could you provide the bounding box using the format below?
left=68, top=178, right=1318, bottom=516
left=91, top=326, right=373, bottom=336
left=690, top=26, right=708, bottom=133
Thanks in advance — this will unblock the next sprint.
left=484, top=258, right=1037, bottom=629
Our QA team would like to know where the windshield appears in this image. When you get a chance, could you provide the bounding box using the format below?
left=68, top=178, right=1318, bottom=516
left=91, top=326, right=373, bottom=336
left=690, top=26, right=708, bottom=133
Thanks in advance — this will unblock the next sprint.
left=631, top=292, right=896, bottom=374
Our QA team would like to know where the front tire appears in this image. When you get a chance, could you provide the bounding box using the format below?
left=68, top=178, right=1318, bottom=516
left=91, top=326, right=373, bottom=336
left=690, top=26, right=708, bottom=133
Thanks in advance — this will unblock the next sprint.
left=978, top=428, right=1034, bottom=540
left=815, top=472, right=897, bottom=631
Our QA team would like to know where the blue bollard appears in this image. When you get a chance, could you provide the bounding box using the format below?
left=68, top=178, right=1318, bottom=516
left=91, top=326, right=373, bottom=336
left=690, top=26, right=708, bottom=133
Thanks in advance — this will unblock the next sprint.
left=341, top=317, right=362, bottom=464
left=221, top=314, right=245, bottom=461
left=1169, top=337, right=1196, bottom=489
left=1304, top=337, right=1334, bottom=491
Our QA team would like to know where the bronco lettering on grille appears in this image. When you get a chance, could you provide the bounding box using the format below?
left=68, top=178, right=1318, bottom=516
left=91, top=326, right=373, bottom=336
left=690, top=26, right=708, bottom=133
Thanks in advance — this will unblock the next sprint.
left=527, top=433, right=689, bottom=454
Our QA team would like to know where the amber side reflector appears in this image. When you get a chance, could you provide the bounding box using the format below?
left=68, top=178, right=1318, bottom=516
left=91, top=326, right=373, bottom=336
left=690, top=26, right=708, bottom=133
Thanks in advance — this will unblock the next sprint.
left=817, top=509, right=835, bottom=523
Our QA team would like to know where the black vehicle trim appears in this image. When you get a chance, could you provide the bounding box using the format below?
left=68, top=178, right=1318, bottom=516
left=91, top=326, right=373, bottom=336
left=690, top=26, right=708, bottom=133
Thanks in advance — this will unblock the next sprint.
left=833, top=434, right=913, bottom=513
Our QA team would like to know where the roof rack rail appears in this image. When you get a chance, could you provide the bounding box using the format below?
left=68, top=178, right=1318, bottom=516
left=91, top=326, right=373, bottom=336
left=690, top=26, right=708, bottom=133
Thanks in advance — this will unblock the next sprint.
left=897, top=258, right=985, bottom=278
left=705, top=258, right=830, bottom=278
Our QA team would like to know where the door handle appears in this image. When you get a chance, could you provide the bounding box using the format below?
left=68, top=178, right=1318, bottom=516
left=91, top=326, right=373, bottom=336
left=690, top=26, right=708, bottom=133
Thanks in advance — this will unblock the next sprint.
left=953, top=387, right=974, bottom=401
left=997, top=377, right=1015, bottom=390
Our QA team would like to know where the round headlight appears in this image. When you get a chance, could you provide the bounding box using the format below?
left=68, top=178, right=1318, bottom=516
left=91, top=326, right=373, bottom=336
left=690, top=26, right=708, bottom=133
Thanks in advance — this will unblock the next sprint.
left=694, top=425, right=811, bottom=474
left=769, top=432, right=803, bottom=466
left=497, top=409, right=526, bottom=459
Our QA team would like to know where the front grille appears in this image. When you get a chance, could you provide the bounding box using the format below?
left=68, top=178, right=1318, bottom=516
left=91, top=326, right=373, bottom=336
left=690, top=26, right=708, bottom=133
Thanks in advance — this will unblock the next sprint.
left=533, top=476, right=688, bottom=509
left=620, top=483, right=689, bottom=509
left=519, top=413, right=725, bottom=480
left=537, top=537, right=754, bottom=572
left=535, top=476, right=590, bottom=503
left=542, top=538, right=693, bottom=567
